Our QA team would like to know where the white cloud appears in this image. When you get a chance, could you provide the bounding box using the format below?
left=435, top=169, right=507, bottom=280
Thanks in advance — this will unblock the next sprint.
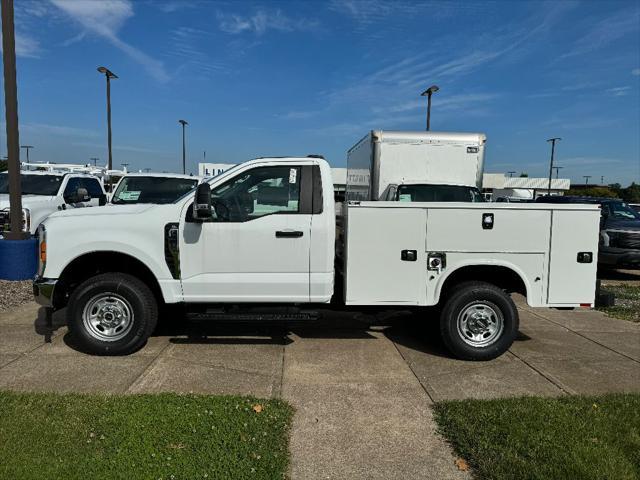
left=632, top=68, right=640, bottom=76
left=50, top=0, right=170, bottom=82
left=606, top=86, right=631, bottom=97
left=560, top=7, right=640, bottom=59
left=217, top=9, right=319, bottom=35
left=14, top=33, right=40, bottom=58
left=22, top=122, right=100, bottom=138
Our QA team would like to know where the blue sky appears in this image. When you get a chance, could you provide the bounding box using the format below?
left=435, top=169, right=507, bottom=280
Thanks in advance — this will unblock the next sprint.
left=3, top=0, right=640, bottom=184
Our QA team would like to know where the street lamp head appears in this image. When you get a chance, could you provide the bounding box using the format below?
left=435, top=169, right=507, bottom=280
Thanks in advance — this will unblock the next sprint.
left=178, top=119, right=188, bottom=126
left=97, top=66, right=118, bottom=79
left=546, top=137, right=562, bottom=143
left=421, top=85, right=439, bottom=96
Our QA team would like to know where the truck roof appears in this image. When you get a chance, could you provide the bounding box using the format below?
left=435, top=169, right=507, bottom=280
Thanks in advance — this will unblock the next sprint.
left=372, top=130, right=486, bottom=144
left=120, top=172, right=202, bottom=180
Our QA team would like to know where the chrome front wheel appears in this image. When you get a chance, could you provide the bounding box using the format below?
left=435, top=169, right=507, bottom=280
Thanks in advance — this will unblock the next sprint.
left=82, top=293, right=134, bottom=342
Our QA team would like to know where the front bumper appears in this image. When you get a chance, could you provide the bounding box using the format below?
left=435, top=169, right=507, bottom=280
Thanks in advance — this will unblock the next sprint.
left=33, top=277, right=58, bottom=308
left=599, top=248, right=640, bottom=268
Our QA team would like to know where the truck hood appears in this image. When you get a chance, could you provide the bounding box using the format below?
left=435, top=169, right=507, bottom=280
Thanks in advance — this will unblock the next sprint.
left=49, top=203, right=155, bottom=219
left=605, top=218, right=640, bottom=231
left=0, top=193, right=56, bottom=210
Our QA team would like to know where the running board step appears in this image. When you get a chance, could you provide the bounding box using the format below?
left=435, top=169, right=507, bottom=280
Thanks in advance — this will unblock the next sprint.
left=186, top=311, right=320, bottom=322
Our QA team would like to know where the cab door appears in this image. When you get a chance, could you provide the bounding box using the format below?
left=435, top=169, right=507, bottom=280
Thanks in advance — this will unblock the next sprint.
left=180, top=163, right=312, bottom=302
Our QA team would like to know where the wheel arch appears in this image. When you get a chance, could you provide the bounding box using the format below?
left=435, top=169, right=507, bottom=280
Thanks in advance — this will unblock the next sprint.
left=54, top=251, right=165, bottom=309
left=435, top=262, right=530, bottom=304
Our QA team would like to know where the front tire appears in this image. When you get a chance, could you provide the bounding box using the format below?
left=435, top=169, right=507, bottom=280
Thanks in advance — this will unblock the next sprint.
left=440, top=281, right=518, bottom=361
left=66, top=273, right=158, bottom=355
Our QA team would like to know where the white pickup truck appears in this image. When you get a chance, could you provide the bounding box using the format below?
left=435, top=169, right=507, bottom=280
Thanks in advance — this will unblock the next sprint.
left=0, top=170, right=106, bottom=237
left=34, top=156, right=600, bottom=360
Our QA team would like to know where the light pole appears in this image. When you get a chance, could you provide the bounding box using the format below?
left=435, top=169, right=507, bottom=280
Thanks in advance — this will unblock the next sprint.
left=552, top=166, right=563, bottom=179
left=97, top=66, right=117, bottom=172
left=20, top=144, right=33, bottom=162
left=420, top=85, right=439, bottom=131
left=507, top=171, right=516, bottom=178
left=583, top=175, right=592, bottom=185
left=546, top=137, right=561, bottom=196
left=178, top=119, right=188, bottom=174
left=121, top=163, right=129, bottom=172
left=90, top=157, right=99, bottom=167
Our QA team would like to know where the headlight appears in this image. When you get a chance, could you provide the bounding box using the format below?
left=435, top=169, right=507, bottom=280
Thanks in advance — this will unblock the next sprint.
left=603, top=230, right=620, bottom=247
left=22, top=208, right=31, bottom=233
left=37, top=224, right=46, bottom=277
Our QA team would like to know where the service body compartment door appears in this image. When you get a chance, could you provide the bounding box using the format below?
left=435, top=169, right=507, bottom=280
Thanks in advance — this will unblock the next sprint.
left=547, top=209, right=600, bottom=305
left=345, top=206, right=426, bottom=305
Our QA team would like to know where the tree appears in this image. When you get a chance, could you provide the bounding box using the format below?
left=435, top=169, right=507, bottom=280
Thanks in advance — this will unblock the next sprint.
left=621, top=182, right=640, bottom=203
left=566, top=187, right=618, bottom=198
left=519, top=172, right=529, bottom=177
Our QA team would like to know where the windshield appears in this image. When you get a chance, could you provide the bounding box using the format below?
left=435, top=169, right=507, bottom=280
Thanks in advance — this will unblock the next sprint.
left=606, top=202, right=640, bottom=221
left=0, top=173, right=63, bottom=196
left=112, top=176, right=199, bottom=204
left=396, top=184, right=484, bottom=202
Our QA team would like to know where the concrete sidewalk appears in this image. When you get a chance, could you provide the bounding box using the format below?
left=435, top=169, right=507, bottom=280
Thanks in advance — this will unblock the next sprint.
left=0, top=300, right=638, bottom=479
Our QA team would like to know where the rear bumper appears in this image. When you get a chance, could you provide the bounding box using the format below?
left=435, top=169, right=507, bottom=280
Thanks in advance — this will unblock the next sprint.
left=599, top=248, right=640, bottom=268
left=33, top=277, right=58, bottom=308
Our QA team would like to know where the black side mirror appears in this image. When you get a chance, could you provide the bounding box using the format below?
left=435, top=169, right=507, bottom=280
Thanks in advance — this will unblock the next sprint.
left=66, top=187, right=90, bottom=204
left=98, top=194, right=107, bottom=206
left=192, top=183, right=212, bottom=221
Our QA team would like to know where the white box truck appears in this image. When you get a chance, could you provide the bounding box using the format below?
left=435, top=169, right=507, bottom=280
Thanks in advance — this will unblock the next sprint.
left=34, top=156, right=600, bottom=361
left=347, top=131, right=486, bottom=202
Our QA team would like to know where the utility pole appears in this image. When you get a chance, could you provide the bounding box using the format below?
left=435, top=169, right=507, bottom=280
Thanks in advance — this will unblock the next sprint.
left=2, top=0, right=27, bottom=240
left=420, top=85, right=439, bottom=131
left=583, top=175, right=592, bottom=185
left=546, top=137, right=561, bottom=196
left=600, top=176, right=604, bottom=185
left=178, top=119, right=188, bottom=174
left=20, top=145, right=33, bottom=162
left=552, top=166, right=563, bottom=179
left=90, top=157, right=99, bottom=166
left=143, top=168, right=151, bottom=173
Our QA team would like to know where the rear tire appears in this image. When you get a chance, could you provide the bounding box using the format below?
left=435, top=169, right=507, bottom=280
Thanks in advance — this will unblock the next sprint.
left=440, top=281, right=518, bottom=361
left=66, top=273, right=158, bottom=355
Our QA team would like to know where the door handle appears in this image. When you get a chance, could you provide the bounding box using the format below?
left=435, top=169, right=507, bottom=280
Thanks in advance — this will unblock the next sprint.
left=275, top=230, right=304, bottom=238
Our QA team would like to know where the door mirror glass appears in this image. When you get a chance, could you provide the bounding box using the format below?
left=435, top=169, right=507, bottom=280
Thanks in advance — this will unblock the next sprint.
left=193, top=183, right=212, bottom=221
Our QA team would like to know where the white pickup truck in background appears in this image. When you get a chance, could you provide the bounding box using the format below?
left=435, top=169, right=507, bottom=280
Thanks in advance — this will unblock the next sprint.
left=110, top=173, right=201, bottom=205
left=0, top=169, right=106, bottom=237
left=33, top=156, right=600, bottom=360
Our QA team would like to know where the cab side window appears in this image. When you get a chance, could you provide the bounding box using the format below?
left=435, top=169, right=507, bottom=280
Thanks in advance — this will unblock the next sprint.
left=63, top=178, right=82, bottom=198
left=211, top=166, right=301, bottom=222
left=84, top=178, right=104, bottom=198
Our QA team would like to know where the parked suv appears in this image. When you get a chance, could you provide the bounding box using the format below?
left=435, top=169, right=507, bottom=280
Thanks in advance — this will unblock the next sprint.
left=536, top=196, right=640, bottom=268
left=0, top=171, right=106, bottom=237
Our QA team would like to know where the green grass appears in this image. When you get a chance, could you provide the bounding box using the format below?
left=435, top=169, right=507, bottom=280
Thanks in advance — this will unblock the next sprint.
left=598, top=285, right=640, bottom=322
left=0, top=391, right=293, bottom=480
left=433, top=394, right=640, bottom=480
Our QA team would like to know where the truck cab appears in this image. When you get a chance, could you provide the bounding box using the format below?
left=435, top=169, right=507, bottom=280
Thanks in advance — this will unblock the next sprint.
left=0, top=170, right=106, bottom=237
